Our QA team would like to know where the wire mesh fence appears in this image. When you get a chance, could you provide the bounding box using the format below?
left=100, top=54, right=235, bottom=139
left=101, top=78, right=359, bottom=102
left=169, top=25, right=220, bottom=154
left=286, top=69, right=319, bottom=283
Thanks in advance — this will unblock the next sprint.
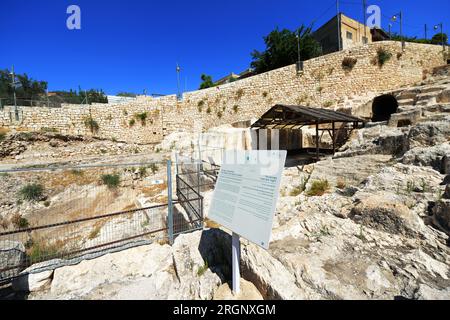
left=0, top=160, right=188, bottom=284
left=0, top=155, right=220, bottom=285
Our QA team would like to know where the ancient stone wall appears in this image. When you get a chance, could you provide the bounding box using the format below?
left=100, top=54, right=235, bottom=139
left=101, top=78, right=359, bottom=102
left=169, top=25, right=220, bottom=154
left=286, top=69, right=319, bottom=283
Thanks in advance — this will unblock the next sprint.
left=0, top=41, right=446, bottom=144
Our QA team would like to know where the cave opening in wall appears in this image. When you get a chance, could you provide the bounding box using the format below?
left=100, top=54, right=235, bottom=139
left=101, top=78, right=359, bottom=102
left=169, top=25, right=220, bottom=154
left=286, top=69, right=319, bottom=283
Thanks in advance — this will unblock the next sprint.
left=371, top=94, right=399, bottom=122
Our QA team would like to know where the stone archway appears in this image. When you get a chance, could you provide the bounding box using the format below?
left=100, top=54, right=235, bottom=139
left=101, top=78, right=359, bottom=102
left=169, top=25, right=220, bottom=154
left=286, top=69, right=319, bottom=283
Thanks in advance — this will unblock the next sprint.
left=372, top=95, right=399, bottom=122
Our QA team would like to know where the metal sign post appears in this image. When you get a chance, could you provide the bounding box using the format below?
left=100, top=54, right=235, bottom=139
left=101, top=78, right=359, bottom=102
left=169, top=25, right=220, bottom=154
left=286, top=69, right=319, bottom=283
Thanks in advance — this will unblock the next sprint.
left=232, top=232, right=241, bottom=294
left=167, top=159, right=174, bottom=245
left=208, top=150, right=287, bottom=296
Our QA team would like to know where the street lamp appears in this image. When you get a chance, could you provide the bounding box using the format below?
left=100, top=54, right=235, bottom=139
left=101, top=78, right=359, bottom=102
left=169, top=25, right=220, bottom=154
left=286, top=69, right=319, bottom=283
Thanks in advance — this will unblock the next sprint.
left=434, top=23, right=445, bottom=52
left=391, top=11, right=404, bottom=50
left=296, top=31, right=303, bottom=73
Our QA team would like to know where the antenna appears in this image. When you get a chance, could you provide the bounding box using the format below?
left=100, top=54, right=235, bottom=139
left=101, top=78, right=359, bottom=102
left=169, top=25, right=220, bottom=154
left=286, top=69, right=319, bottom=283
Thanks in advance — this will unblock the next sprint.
left=176, top=63, right=182, bottom=100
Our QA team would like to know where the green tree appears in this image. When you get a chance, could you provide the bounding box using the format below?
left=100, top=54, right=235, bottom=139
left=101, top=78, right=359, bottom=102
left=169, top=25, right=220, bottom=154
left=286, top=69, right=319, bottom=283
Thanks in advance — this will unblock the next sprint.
left=116, top=92, right=137, bottom=97
left=199, top=74, right=214, bottom=90
left=0, top=69, right=48, bottom=104
left=431, top=33, right=448, bottom=45
left=250, top=25, right=322, bottom=74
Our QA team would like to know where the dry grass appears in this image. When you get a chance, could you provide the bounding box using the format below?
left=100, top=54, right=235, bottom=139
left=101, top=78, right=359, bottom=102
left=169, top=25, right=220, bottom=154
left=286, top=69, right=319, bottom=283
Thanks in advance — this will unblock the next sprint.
left=204, top=218, right=221, bottom=229
left=336, top=178, right=347, bottom=190
left=88, top=225, right=102, bottom=240
left=306, top=180, right=330, bottom=197
left=141, top=183, right=167, bottom=198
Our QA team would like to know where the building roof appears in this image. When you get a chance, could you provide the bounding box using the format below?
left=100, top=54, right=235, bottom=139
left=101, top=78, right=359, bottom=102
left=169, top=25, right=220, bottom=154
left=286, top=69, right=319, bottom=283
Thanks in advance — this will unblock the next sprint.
left=251, top=104, right=365, bottom=129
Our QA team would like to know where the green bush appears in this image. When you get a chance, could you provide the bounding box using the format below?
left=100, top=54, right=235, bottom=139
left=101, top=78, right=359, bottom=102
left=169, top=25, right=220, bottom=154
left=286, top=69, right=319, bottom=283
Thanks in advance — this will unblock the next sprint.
left=11, top=213, right=29, bottom=229
left=0, top=132, right=6, bottom=141
left=306, top=180, right=330, bottom=196
left=129, top=118, right=136, bottom=127
left=19, top=183, right=44, bottom=201
left=84, top=117, right=99, bottom=134
left=376, top=48, right=392, bottom=67
left=26, top=238, right=62, bottom=263
left=232, top=105, right=239, bottom=113
left=342, top=57, right=357, bottom=71
left=101, top=174, right=121, bottom=189
left=149, top=163, right=159, bottom=174
left=135, top=112, right=148, bottom=125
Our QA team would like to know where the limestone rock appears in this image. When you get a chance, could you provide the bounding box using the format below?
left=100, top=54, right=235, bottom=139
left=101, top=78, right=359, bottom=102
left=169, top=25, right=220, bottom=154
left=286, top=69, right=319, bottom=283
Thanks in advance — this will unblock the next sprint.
left=213, top=278, right=263, bottom=300
left=431, top=200, right=450, bottom=235
left=350, top=195, right=423, bottom=237
left=402, top=143, right=450, bottom=172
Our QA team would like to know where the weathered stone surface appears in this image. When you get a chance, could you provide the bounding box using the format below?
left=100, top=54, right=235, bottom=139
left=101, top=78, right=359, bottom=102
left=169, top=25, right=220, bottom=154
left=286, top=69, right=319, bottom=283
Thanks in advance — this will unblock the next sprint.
left=349, top=195, right=423, bottom=237
left=431, top=200, right=450, bottom=235
left=12, top=270, right=53, bottom=293
left=402, top=143, right=450, bottom=172
left=213, top=279, right=263, bottom=300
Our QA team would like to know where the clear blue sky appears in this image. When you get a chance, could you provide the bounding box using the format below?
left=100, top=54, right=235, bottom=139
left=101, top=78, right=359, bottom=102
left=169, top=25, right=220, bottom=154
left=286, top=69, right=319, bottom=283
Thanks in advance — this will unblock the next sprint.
left=1, top=0, right=448, bottom=96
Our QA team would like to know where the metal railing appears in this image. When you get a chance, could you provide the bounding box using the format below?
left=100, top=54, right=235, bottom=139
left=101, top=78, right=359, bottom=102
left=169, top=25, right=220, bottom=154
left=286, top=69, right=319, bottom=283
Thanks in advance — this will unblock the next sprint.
left=0, top=98, right=62, bottom=109
left=0, top=160, right=205, bottom=285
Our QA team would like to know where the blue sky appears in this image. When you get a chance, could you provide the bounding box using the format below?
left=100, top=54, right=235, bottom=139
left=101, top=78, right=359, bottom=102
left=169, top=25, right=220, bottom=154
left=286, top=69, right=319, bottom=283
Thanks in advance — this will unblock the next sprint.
left=0, top=0, right=448, bottom=95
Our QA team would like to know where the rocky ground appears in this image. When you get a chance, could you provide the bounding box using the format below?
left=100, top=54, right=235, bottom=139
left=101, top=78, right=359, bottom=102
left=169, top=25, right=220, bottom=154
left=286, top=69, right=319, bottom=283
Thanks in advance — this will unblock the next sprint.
left=1, top=69, right=450, bottom=300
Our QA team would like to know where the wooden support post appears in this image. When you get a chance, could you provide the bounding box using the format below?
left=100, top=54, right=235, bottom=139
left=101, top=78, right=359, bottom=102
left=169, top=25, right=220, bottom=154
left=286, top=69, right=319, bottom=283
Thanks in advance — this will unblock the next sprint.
left=315, top=121, right=319, bottom=161
left=332, top=121, right=336, bottom=154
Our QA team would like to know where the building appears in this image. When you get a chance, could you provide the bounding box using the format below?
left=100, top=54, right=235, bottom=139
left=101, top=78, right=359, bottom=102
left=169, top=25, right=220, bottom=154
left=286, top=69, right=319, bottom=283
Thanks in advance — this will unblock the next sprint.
left=313, top=13, right=373, bottom=54
left=213, top=68, right=254, bottom=86
left=106, top=95, right=137, bottom=104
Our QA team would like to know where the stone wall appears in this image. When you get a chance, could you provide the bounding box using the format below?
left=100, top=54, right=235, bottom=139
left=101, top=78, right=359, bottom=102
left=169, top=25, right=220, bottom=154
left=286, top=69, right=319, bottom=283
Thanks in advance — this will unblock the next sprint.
left=0, top=41, right=446, bottom=144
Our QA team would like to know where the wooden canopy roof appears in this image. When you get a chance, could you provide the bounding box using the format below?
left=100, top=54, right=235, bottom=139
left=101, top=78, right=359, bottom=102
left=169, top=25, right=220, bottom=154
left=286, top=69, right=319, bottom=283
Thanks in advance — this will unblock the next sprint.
left=251, top=104, right=365, bottom=129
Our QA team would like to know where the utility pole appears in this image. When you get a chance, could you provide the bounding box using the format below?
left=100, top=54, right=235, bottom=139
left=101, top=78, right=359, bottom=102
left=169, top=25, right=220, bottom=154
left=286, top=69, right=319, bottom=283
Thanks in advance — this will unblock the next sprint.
left=176, top=63, right=181, bottom=100
left=296, top=31, right=302, bottom=72
left=392, top=11, right=404, bottom=50
left=434, top=23, right=445, bottom=52
left=10, top=65, right=18, bottom=120
left=336, top=0, right=342, bottom=51
left=363, top=0, right=367, bottom=39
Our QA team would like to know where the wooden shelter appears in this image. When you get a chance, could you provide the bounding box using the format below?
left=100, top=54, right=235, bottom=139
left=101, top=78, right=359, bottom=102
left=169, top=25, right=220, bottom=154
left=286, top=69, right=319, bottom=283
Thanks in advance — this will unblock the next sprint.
left=251, top=104, right=365, bottom=159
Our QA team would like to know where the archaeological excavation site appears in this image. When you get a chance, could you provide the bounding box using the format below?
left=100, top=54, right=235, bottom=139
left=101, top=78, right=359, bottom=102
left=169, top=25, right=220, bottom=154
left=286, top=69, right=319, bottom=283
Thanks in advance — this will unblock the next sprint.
left=1, top=7, right=450, bottom=302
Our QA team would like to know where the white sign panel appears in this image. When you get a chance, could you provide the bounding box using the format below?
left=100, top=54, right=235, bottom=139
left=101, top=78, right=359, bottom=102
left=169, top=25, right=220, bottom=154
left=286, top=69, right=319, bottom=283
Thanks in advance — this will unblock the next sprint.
left=208, top=150, right=287, bottom=249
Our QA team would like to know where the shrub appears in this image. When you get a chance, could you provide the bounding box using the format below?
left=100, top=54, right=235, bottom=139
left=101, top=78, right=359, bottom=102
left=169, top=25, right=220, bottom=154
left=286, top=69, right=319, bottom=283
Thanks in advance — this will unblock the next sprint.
left=26, top=238, right=63, bottom=263
left=122, top=109, right=128, bottom=116
left=236, top=88, right=244, bottom=100
left=149, top=163, right=159, bottom=174
left=198, top=100, right=205, bottom=107
left=70, top=169, right=84, bottom=176
left=129, top=118, right=136, bottom=127
left=217, top=111, right=223, bottom=119
left=0, top=132, right=5, bottom=141
left=323, top=101, right=333, bottom=108
left=84, top=117, right=99, bottom=134
left=306, top=180, right=330, bottom=196
left=139, top=166, right=147, bottom=177
left=232, top=105, right=239, bottom=113
left=135, top=112, right=148, bottom=126
left=11, top=213, right=29, bottom=229
left=376, top=48, right=392, bottom=67
left=0, top=218, right=8, bottom=230
left=43, top=200, right=51, bottom=207
left=88, top=225, right=101, bottom=240
left=342, top=57, right=357, bottom=71
left=317, top=86, right=323, bottom=93
left=101, top=174, right=120, bottom=189
left=40, top=127, right=58, bottom=133
left=206, top=106, right=212, bottom=114
left=19, top=183, right=44, bottom=201
left=262, top=91, right=268, bottom=98
left=197, top=261, right=209, bottom=277
left=336, top=178, right=346, bottom=190
left=289, top=185, right=304, bottom=197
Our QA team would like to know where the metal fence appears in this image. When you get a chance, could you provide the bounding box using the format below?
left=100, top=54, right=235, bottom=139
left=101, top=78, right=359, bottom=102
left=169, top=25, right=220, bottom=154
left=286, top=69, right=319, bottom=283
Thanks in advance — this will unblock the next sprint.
left=0, top=160, right=204, bottom=285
